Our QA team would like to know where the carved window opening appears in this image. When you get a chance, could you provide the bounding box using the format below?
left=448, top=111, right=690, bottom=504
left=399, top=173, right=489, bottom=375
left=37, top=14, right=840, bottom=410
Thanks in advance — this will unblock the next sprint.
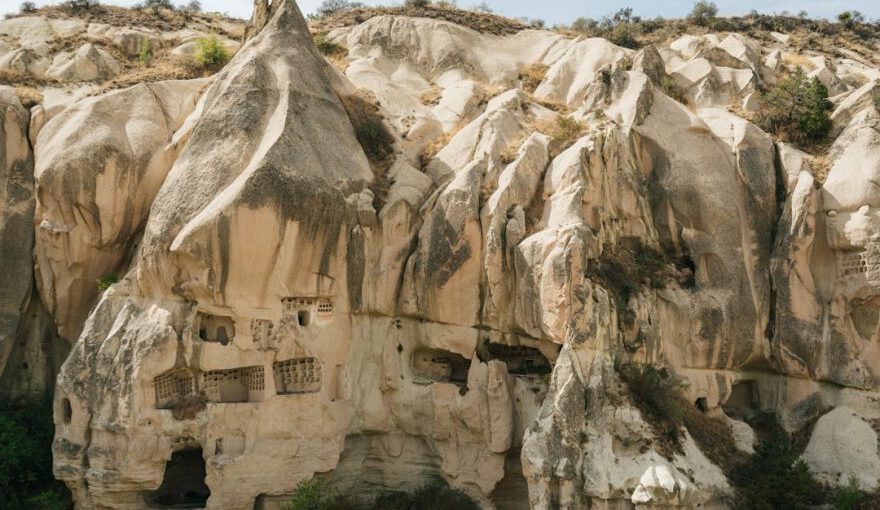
left=273, top=357, right=322, bottom=394
left=298, top=310, right=310, bottom=327
left=482, top=343, right=551, bottom=377
left=841, top=250, right=868, bottom=276
left=201, top=366, right=265, bottom=403
left=144, top=448, right=210, bottom=508
left=317, top=299, right=333, bottom=316
left=250, top=319, right=276, bottom=349
left=694, top=397, right=708, bottom=413
left=197, top=313, right=235, bottom=345
left=61, top=398, right=72, bottom=424
left=411, top=349, right=470, bottom=385
left=155, top=369, right=196, bottom=409
left=722, top=380, right=758, bottom=419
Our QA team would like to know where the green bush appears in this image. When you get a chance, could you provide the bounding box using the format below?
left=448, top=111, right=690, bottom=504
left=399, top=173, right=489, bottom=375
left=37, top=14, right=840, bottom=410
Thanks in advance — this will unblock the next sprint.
left=404, top=0, right=429, bottom=7
left=194, top=34, right=231, bottom=70
left=314, top=35, right=344, bottom=57
left=756, top=68, right=832, bottom=146
left=687, top=1, right=718, bottom=26
left=0, top=401, right=72, bottom=510
left=96, top=272, right=118, bottom=291
left=284, top=478, right=338, bottom=510
left=731, top=413, right=824, bottom=510
left=617, top=362, right=687, bottom=448
left=370, top=481, right=479, bottom=510
left=62, top=0, right=99, bottom=11
left=20, top=2, right=37, bottom=13
left=138, top=38, right=152, bottom=66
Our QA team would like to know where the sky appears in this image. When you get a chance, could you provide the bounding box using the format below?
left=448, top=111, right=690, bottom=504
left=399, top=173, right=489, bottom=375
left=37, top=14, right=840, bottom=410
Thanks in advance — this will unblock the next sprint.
left=4, top=0, right=880, bottom=25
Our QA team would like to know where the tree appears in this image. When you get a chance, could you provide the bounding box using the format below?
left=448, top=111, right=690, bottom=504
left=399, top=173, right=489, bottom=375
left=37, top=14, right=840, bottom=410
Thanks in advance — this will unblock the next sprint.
left=570, top=16, right=599, bottom=34
left=184, top=0, right=202, bottom=12
left=687, top=1, right=718, bottom=26
left=316, top=0, right=362, bottom=16
left=20, top=2, right=37, bottom=13
left=473, top=1, right=492, bottom=13
left=405, top=0, right=430, bottom=6
left=837, top=10, right=864, bottom=28
left=756, top=68, right=832, bottom=145
left=62, top=0, right=99, bottom=11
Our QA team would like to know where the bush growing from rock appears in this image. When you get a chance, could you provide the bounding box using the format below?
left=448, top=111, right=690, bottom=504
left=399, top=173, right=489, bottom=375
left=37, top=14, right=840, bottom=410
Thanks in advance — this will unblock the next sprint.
left=756, top=68, right=832, bottom=146
left=194, top=34, right=230, bottom=70
left=62, top=0, right=99, bottom=12
left=20, top=2, right=37, bottom=13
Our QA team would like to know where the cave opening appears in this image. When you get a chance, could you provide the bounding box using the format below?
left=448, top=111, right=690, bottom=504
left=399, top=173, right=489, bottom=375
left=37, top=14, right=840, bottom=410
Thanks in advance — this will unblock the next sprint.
left=482, top=343, right=552, bottom=376
left=144, top=448, right=210, bottom=508
left=411, top=349, right=470, bottom=385
left=722, top=380, right=759, bottom=419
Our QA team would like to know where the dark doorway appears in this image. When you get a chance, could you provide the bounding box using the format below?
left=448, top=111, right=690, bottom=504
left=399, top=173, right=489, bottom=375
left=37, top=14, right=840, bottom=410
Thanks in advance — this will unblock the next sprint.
left=144, top=448, right=210, bottom=508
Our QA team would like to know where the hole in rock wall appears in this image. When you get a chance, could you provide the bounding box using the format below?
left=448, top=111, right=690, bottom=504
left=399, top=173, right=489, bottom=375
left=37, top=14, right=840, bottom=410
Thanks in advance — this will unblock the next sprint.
left=722, top=380, right=759, bottom=419
left=251, top=319, right=276, bottom=349
left=840, top=250, right=869, bottom=277
left=144, top=448, right=210, bottom=509
left=273, top=357, right=322, bottom=394
left=198, top=313, right=235, bottom=345
left=411, top=349, right=470, bottom=385
left=491, top=448, right=530, bottom=510
left=695, top=397, right=708, bottom=413
left=317, top=299, right=333, bottom=316
left=201, top=366, right=265, bottom=403
left=61, top=398, right=72, bottom=424
left=482, top=343, right=552, bottom=376
left=298, top=310, right=310, bottom=327
left=850, top=298, right=880, bottom=341
left=155, top=369, right=196, bottom=408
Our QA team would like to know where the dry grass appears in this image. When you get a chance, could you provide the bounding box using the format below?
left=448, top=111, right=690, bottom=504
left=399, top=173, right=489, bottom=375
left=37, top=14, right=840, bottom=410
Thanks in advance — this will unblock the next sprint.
left=310, top=4, right=528, bottom=36
left=519, top=63, right=548, bottom=94
left=14, top=86, right=44, bottom=108
left=811, top=155, right=832, bottom=183
left=420, top=85, right=443, bottom=106
left=535, top=115, right=587, bottom=157
left=780, top=52, right=817, bottom=71
left=7, top=4, right=244, bottom=38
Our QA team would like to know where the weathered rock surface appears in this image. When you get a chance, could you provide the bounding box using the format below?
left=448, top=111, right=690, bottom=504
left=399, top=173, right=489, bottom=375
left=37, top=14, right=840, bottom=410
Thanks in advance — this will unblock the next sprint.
left=0, top=1, right=877, bottom=509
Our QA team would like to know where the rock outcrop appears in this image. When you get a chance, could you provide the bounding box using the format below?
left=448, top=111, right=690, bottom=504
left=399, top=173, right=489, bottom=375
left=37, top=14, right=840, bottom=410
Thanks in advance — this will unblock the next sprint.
left=0, top=1, right=878, bottom=509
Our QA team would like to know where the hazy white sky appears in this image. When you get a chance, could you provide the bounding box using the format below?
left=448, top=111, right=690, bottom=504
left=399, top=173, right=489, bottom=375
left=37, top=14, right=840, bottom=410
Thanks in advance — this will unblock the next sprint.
left=5, top=0, right=879, bottom=25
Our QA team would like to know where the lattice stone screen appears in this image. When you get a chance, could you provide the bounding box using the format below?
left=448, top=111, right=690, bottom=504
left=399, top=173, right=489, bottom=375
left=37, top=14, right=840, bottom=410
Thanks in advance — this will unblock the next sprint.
left=273, top=357, right=322, bottom=394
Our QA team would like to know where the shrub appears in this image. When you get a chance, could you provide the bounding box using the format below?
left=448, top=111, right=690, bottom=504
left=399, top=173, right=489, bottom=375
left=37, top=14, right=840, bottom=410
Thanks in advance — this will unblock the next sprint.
left=541, top=115, right=586, bottom=157
left=340, top=94, right=394, bottom=165
left=570, top=17, right=599, bottom=34
left=518, top=63, right=547, bottom=93
left=96, top=272, right=118, bottom=291
left=837, top=11, right=864, bottom=28
left=184, top=0, right=202, bottom=11
left=405, top=0, right=430, bottom=7
left=687, top=1, right=718, bottom=26
left=617, top=362, right=687, bottom=449
left=756, top=68, right=832, bottom=146
left=314, top=35, right=344, bottom=57
left=284, top=478, right=338, bottom=510
left=0, top=401, right=73, bottom=510
left=473, top=1, right=492, bottom=13
left=138, top=38, right=152, bottom=66
left=316, top=0, right=362, bottom=17
left=142, top=0, right=174, bottom=12
left=370, top=481, right=479, bottom=510
left=20, top=2, right=37, bottom=13
left=193, top=34, right=230, bottom=70
left=731, top=413, right=824, bottom=510
left=62, top=0, right=99, bottom=11
left=608, top=22, right=639, bottom=49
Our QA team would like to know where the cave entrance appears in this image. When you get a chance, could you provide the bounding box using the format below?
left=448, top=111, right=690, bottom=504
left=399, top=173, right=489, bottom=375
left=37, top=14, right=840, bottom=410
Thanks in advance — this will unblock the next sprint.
left=722, top=380, right=759, bottom=419
left=411, top=349, right=470, bottom=385
left=483, top=343, right=552, bottom=377
left=144, top=448, right=210, bottom=508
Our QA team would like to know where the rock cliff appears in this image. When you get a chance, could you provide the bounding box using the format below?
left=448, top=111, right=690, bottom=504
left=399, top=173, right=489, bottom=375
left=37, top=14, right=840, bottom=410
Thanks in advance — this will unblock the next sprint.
left=2, top=0, right=880, bottom=509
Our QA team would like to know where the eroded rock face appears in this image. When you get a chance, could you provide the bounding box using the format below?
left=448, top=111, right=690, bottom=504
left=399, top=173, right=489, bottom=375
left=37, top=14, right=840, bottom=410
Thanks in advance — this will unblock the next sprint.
left=0, top=1, right=869, bottom=509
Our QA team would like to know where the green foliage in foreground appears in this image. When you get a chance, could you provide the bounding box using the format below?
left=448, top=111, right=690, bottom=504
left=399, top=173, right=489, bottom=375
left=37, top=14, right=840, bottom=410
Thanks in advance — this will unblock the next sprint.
left=284, top=478, right=479, bottom=510
left=756, top=68, right=833, bottom=146
left=0, top=401, right=72, bottom=510
left=194, top=34, right=230, bottom=70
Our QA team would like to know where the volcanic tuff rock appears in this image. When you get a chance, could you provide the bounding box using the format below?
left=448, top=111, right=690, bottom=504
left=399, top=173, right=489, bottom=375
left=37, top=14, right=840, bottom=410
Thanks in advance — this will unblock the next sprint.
left=1, top=0, right=880, bottom=508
